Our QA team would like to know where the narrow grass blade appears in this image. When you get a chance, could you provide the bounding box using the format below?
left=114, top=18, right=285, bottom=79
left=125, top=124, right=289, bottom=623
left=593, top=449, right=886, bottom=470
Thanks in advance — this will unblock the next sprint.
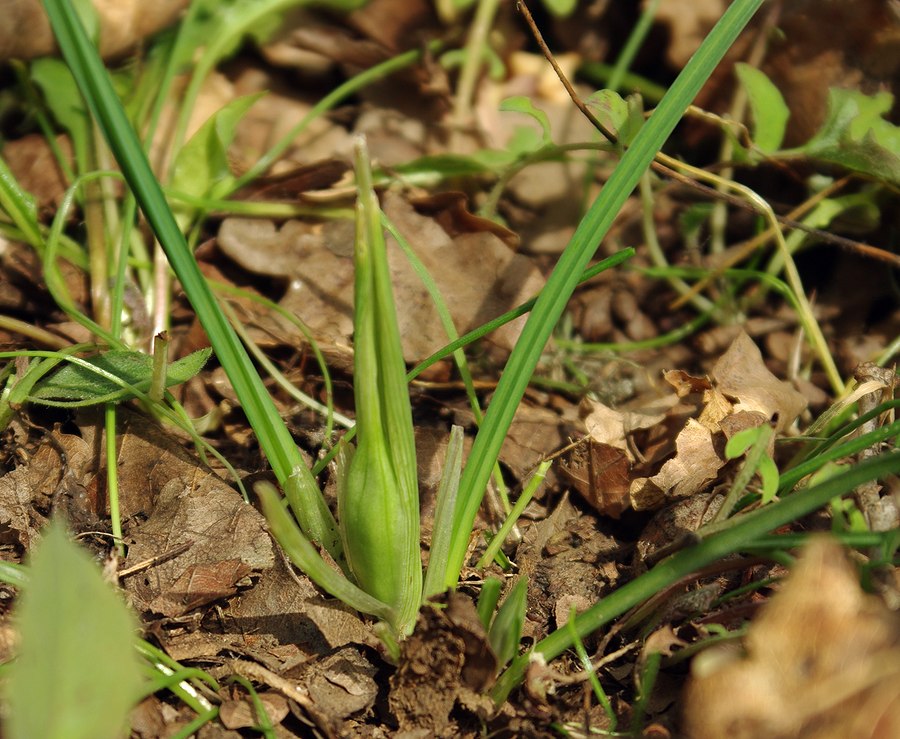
left=42, top=0, right=340, bottom=555
left=493, top=451, right=900, bottom=700
left=423, top=425, right=465, bottom=599
left=444, top=0, right=765, bottom=588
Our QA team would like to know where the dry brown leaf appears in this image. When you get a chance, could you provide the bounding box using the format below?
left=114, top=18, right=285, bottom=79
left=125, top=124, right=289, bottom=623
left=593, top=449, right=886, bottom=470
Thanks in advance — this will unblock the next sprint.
left=113, top=412, right=274, bottom=615
left=221, top=550, right=371, bottom=652
left=302, top=647, right=379, bottom=721
left=711, top=330, right=807, bottom=433
left=1, top=134, right=72, bottom=211
left=230, top=66, right=355, bottom=171
left=217, top=191, right=545, bottom=365
left=0, top=0, right=188, bottom=61
left=499, top=403, right=568, bottom=482
left=663, top=369, right=711, bottom=398
left=0, top=431, right=93, bottom=549
left=583, top=400, right=630, bottom=454
left=583, top=397, right=669, bottom=460
left=147, top=559, right=252, bottom=618
left=219, top=692, right=290, bottom=730
left=696, top=387, right=733, bottom=431
left=630, top=419, right=725, bottom=511
left=122, top=470, right=273, bottom=616
left=684, top=536, right=900, bottom=739
left=559, top=440, right=631, bottom=518
left=559, top=396, right=674, bottom=517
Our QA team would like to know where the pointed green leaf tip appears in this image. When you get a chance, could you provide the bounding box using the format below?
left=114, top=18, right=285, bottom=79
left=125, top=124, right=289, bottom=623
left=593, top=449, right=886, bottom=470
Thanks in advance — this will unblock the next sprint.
left=337, top=136, right=422, bottom=635
left=5, top=520, right=142, bottom=739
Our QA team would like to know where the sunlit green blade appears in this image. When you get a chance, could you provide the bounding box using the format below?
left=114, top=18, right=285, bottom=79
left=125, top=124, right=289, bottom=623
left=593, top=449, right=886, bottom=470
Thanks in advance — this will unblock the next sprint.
left=444, top=0, right=766, bottom=588
left=41, top=0, right=340, bottom=555
left=337, top=138, right=422, bottom=634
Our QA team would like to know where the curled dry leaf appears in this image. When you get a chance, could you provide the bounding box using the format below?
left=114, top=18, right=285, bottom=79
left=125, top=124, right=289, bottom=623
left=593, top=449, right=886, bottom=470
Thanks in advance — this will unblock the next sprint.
left=0, top=0, right=188, bottom=61
left=302, top=647, right=379, bottom=721
left=630, top=418, right=726, bottom=511
left=711, top=330, right=807, bottom=433
left=560, top=397, right=673, bottom=517
left=684, top=536, right=900, bottom=739
left=630, top=330, right=804, bottom=512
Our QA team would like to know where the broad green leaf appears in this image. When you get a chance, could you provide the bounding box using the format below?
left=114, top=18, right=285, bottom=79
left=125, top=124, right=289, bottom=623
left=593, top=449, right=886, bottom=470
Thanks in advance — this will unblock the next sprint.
left=500, top=96, right=552, bottom=150
left=489, top=578, right=528, bottom=667
left=29, top=58, right=91, bottom=169
left=5, top=520, right=142, bottom=739
left=758, top=455, right=779, bottom=504
left=796, top=89, right=900, bottom=184
left=734, top=63, right=788, bottom=153
left=29, top=348, right=212, bottom=405
left=505, top=125, right=544, bottom=157
left=169, top=93, right=263, bottom=204
left=724, top=425, right=763, bottom=459
left=586, top=89, right=628, bottom=140
left=586, top=89, right=644, bottom=147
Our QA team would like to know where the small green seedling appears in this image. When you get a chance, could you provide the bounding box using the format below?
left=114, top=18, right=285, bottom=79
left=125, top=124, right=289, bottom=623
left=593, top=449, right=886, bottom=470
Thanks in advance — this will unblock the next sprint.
left=486, top=577, right=528, bottom=668
left=260, top=138, right=468, bottom=639
left=27, top=347, right=211, bottom=407
left=335, top=136, right=423, bottom=633
left=725, top=424, right=779, bottom=503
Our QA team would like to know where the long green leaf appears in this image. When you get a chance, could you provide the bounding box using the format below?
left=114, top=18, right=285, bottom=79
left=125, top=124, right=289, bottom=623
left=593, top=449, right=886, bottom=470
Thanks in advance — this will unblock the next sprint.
left=444, top=0, right=765, bottom=588
left=257, top=483, right=396, bottom=623
left=42, top=0, right=340, bottom=556
left=338, top=138, right=421, bottom=633
left=493, top=451, right=900, bottom=700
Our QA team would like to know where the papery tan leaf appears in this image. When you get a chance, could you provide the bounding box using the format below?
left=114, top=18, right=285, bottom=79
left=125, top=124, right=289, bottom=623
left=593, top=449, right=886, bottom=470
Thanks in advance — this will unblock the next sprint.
left=0, top=0, right=188, bottom=61
left=630, top=419, right=725, bottom=511
left=697, top=387, right=733, bottom=431
left=684, top=537, right=900, bottom=739
left=711, top=330, right=807, bottom=433
left=663, top=369, right=711, bottom=397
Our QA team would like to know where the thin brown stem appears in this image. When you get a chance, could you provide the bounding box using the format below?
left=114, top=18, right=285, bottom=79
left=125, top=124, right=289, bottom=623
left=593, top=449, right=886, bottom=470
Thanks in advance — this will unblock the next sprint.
left=515, top=1, right=897, bottom=269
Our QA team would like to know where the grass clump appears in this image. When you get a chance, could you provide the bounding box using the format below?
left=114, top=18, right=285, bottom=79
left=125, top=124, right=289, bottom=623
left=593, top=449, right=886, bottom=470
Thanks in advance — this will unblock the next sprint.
left=0, top=0, right=895, bottom=734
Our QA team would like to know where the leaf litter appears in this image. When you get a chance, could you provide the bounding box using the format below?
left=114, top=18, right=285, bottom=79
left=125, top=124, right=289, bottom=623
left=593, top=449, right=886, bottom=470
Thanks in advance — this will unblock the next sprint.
left=0, top=1, right=898, bottom=737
